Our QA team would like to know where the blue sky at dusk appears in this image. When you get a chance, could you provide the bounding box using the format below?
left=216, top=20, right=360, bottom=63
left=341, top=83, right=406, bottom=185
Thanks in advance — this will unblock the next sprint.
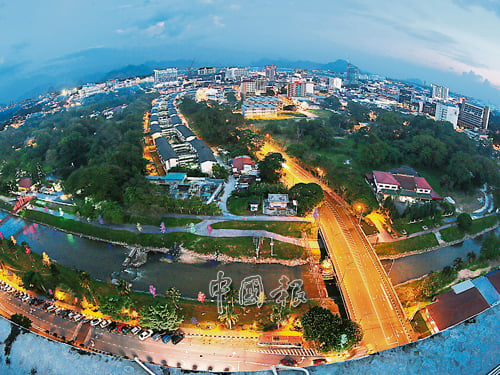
left=1, top=0, right=500, bottom=106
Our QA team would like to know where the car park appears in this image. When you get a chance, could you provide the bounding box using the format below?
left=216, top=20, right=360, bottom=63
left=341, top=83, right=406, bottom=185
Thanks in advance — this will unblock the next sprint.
left=138, top=329, right=153, bottom=341
left=90, top=318, right=102, bottom=327
left=121, top=326, right=131, bottom=334
left=130, top=326, right=142, bottom=335
left=66, top=311, right=75, bottom=319
left=106, top=322, right=117, bottom=332
left=151, top=331, right=164, bottom=341
left=53, top=308, right=63, bottom=315
left=113, top=323, right=124, bottom=333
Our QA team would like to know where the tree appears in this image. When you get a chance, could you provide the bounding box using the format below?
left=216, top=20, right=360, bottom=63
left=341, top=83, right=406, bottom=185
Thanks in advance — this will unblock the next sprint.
left=270, top=303, right=291, bottom=329
left=212, top=164, right=230, bottom=181
left=453, top=257, right=463, bottom=270
left=21, top=271, right=45, bottom=293
left=289, top=183, right=324, bottom=216
left=10, top=313, right=32, bottom=329
left=99, top=295, right=133, bottom=320
left=466, top=252, right=477, bottom=263
left=301, top=306, right=362, bottom=353
left=480, top=234, right=500, bottom=260
left=457, top=213, right=472, bottom=231
left=321, top=96, right=341, bottom=111
left=165, top=287, right=181, bottom=309
left=218, top=305, right=239, bottom=329
left=140, top=302, right=184, bottom=331
left=258, top=153, right=285, bottom=184
left=79, top=271, right=91, bottom=290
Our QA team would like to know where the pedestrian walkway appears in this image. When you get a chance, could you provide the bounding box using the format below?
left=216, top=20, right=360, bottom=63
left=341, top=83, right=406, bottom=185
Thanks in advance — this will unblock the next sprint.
left=251, top=348, right=318, bottom=357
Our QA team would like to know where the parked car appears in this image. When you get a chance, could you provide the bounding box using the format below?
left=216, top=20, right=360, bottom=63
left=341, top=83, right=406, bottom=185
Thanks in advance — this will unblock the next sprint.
left=138, top=329, right=153, bottom=341
left=130, top=326, right=142, bottom=335
left=73, top=314, right=83, bottom=322
left=113, top=323, right=125, bottom=333
left=280, top=357, right=297, bottom=367
left=67, top=311, right=75, bottom=319
left=106, top=322, right=117, bottom=332
left=100, top=320, right=112, bottom=329
left=121, top=325, right=132, bottom=335
left=161, top=333, right=172, bottom=344
left=151, top=331, right=164, bottom=341
left=313, top=358, right=327, bottom=365
left=171, top=331, right=185, bottom=345
left=90, top=318, right=102, bottom=327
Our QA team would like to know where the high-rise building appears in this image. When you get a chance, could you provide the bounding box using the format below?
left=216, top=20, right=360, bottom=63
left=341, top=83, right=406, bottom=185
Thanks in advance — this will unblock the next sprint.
left=346, top=64, right=359, bottom=85
left=457, top=101, right=490, bottom=130
left=225, top=67, right=249, bottom=81
left=328, top=77, right=342, bottom=91
left=154, top=68, right=178, bottom=84
left=197, top=67, right=216, bottom=76
left=287, top=81, right=306, bottom=98
left=431, top=84, right=449, bottom=100
left=265, top=65, right=277, bottom=82
left=240, top=79, right=266, bottom=96
left=435, top=102, right=459, bottom=129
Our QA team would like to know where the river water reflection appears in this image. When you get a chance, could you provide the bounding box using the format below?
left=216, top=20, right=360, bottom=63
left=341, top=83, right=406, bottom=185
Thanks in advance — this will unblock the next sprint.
left=382, top=228, right=499, bottom=285
left=0, top=212, right=301, bottom=298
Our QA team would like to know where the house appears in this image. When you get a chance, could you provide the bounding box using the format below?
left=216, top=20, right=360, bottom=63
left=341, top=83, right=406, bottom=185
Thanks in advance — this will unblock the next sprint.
left=424, top=270, right=500, bottom=333
left=175, top=125, right=196, bottom=142
left=18, top=177, right=33, bottom=193
left=249, top=200, right=259, bottom=212
left=231, top=156, right=256, bottom=175
left=263, top=194, right=297, bottom=216
left=154, top=137, right=178, bottom=171
left=366, top=170, right=442, bottom=204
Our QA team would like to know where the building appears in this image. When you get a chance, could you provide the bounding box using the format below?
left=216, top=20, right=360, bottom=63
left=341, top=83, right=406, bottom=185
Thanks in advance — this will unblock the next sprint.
left=457, top=100, right=490, bottom=130
left=424, top=270, right=500, bottom=333
left=346, top=64, right=359, bottom=85
left=435, top=102, right=459, bottom=129
left=188, top=138, right=217, bottom=175
left=328, top=77, right=342, bottom=91
left=154, top=68, right=178, bottom=84
left=249, top=200, right=259, bottom=212
left=154, top=137, right=178, bottom=171
left=175, top=125, right=196, bottom=142
left=197, top=67, right=216, bottom=76
left=263, top=193, right=297, bottom=215
left=231, top=156, right=256, bottom=174
left=287, top=81, right=306, bottom=98
left=225, top=67, right=249, bottom=81
left=366, top=170, right=442, bottom=204
left=265, top=64, right=277, bottom=82
left=431, top=84, right=449, bottom=100
left=241, top=96, right=282, bottom=119
left=398, top=88, right=413, bottom=104
left=18, top=177, right=33, bottom=193
left=240, top=79, right=266, bottom=97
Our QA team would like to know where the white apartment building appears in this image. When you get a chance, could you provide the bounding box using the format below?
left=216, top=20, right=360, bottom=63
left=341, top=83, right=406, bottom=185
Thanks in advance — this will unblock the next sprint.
left=435, top=102, right=459, bottom=129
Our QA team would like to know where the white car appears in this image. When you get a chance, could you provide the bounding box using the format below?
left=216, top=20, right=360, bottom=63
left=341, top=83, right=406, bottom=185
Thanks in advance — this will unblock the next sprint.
left=67, top=312, right=75, bottom=319
left=73, top=314, right=83, bottom=322
left=130, top=326, right=142, bottom=335
left=138, top=329, right=153, bottom=341
left=100, top=319, right=112, bottom=328
left=90, top=318, right=102, bottom=327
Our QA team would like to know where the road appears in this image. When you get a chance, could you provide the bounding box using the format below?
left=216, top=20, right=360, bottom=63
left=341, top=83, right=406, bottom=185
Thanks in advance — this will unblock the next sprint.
left=258, top=141, right=414, bottom=352
left=0, top=287, right=325, bottom=372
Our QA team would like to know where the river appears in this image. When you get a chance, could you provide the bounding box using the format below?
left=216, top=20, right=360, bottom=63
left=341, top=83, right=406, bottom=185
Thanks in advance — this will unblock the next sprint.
left=381, top=228, right=499, bottom=285
left=0, top=211, right=301, bottom=299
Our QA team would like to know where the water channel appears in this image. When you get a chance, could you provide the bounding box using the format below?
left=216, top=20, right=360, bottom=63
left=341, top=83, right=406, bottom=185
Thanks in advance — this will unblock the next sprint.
left=1, top=210, right=497, bottom=297
left=0, top=211, right=301, bottom=299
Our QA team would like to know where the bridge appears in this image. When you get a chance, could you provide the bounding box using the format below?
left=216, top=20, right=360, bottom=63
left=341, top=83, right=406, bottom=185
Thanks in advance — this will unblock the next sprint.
left=0, top=195, right=35, bottom=226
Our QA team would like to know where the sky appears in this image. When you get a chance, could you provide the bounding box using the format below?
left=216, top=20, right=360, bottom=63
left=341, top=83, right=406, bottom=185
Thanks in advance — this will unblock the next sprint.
left=1, top=0, right=500, bottom=106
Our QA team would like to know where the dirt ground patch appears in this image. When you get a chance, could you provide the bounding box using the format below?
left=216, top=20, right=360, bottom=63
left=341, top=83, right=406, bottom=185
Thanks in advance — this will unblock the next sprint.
left=450, top=189, right=483, bottom=213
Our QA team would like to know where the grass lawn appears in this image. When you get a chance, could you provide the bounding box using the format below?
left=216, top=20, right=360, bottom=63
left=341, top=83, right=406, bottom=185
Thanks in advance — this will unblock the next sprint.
left=0, top=200, right=14, bottom=211
left=440, top=215, right=499, bottom=243
left=393, top=217, right=441, bottom=235
left=375, top=233, right=439, bottom=256
left=211, top=220, right=314, bottom=238
left=411, top=310, right=431, bottom=338
left=360, top=220, right=378, bottom=236
left=308, top=109, right=333, bottom=119
left=20, top=209, right=306, bottom=260
left=227, top=196, right=261, bottom=216
left=125, top=214, right=201, bottom=227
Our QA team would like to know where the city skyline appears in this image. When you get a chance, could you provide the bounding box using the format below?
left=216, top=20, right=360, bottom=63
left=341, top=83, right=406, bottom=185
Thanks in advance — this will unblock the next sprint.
left=1, top=0, right=500, bottom=106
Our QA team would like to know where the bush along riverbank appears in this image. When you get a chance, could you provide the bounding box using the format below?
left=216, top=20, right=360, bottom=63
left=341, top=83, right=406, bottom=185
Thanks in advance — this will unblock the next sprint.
left=20, top=209, right=307, bottom=261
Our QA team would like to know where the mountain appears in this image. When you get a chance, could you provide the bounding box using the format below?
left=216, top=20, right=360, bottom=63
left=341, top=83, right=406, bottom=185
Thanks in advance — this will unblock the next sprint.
left=251, top=58, right=349, bottom=72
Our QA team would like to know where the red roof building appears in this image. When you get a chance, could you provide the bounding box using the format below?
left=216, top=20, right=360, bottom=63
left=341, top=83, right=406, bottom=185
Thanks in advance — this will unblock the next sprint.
left=18, top=177, right=32, bottom=191
left=232, top=156, right=256, bottom=174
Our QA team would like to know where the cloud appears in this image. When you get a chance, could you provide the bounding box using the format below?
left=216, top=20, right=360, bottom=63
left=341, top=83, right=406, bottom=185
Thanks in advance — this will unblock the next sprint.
left=453, top=0, right=500, bottom=17
left=0, top=57, right=4, bottom=64
left=145, top=21, right=165, bottom=36
left=212, top=15, right=225, bottom=28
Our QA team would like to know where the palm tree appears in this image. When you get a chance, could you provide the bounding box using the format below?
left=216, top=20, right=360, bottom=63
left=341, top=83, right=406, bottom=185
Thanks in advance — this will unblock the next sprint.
left=117, top=279, right=130, bottom=295
left=466, top=252, right=477, bottom=263
left=270, top=303, right=291, bottom=329
left=453, top=257, right=464, bottom=270
left=165, top=287, right=181, bottom=309
left=79, top=271, right=91, bottom=290
left=225, top=286, right=238, bottom=309
left=218, top=305, right=239, bottom=330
